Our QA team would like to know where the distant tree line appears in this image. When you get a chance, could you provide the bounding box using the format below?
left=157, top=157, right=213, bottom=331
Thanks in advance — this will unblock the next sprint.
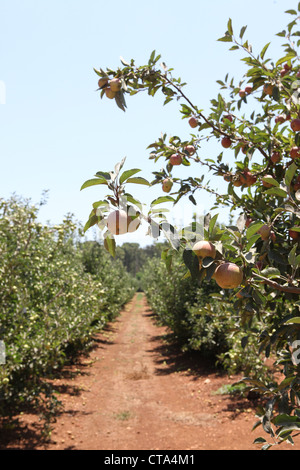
left=80, top=240, right=169, bottom=288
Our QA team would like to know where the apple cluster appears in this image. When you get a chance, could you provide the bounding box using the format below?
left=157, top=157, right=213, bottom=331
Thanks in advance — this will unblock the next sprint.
left=161, top=144, right=197, bottom=192
left=98, top=77, right=122, bottom=99
left=192, top=240, right=243, bottom=290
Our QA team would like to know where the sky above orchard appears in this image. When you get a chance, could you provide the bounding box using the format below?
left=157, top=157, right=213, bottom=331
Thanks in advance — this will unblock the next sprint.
left=0, top=0, right=293, bottom=246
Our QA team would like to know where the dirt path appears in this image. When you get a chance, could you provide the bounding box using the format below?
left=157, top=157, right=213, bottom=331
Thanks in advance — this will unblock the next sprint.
left=2, top=293, right=300, bottom=450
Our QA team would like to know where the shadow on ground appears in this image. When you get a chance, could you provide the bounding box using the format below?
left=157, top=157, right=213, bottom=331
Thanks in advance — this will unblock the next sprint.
left=143, top=309, right=222, bottom=380
left=143, top=309, right=264, bottom=419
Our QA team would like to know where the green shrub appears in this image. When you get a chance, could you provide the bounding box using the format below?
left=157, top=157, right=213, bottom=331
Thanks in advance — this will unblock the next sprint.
left=141, top=255, right=200, bottom=343
left=0, top=196, right=134, bottom=417
left=142, top=253, right=271, bottom=381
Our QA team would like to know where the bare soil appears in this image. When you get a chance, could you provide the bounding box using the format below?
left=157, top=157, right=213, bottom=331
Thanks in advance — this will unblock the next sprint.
left=1, top=293, right=299, bottom=451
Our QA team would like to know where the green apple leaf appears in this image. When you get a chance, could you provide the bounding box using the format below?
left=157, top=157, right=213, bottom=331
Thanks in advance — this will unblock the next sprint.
left=80, top=178, right=108, bottom=190
left=119, top=168, right=141, bottom=185
left=126, top=177, right=150, bottom=186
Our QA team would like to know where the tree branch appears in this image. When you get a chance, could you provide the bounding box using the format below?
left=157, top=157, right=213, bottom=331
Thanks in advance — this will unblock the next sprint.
left=160, top=72, right=269, bottom=161
left=253, top=272, right=300, bottom=294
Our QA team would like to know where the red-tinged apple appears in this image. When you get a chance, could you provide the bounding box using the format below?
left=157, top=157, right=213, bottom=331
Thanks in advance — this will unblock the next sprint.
left=188, top=117, right=198, bottom=128
left=232, top=175, right=243, bottom=187
left=105, top=87, right=117, bottom=99
left=258, top=224, right=271, bottom=240
left=213, top=262, right=243, bottom=289
left=289, top=229, right=300, bottom=240
left=262, top=175, right=274, bottom=188
left=255, top=261, right=263, bottom=271
left=192, top=240, right=216, bottom=259
left=245, top=85, right=253, bottom=94
left=98, top=77, right=109, bottom=88
left=109, top=78, right=122, bottom=92
left=245, top=217, right=253, bottom=228
left=271, top=151, right=282, bottom=164
left=241, top=171, right=257, bottom=186
left=239, top=89, right=246, bottom=98
left=169, top=153, right=183, bottom=166
left=280, top=68, right=288, bottom=77
left=221, top=137, right=232, bottom=148
left=270, top=231, right=276, bottom=243
left=247, top=174, right=257, bottom=186
left=263, top=83, right=273, bottom=96
left=222, top=114, right=233, bottom=123
left=241, top=144, right=249, bottom=154
left=184, top=145, right=196, bottom=155
left=162, top=178, right=173, bottom=193
left=290, top=147, right=300, bottom=159
left=291, top=119, right=300, bottom=132
left=275, top=115, right=286, bottom=124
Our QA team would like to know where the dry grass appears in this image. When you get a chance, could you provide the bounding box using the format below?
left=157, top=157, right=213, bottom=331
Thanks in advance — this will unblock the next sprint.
left=126, top=363, right=150, bottom=380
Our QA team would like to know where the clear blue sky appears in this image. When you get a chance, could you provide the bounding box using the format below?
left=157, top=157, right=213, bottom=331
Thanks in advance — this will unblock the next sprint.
left=0, top=0, right=292, bottom=246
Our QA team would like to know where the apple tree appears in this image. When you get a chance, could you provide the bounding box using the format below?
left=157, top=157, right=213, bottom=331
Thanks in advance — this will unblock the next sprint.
left=81, top=7, right=300, bottom=449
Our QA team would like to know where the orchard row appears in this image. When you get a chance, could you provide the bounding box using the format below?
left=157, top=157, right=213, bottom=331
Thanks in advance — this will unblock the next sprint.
left=0, top=196, right=135, bottom=421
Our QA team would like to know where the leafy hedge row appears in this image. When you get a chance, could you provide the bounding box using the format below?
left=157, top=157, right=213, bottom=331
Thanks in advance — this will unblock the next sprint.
left=141, top=252, right=270, bottom=381
left=0, top=196, right=134, bottom=416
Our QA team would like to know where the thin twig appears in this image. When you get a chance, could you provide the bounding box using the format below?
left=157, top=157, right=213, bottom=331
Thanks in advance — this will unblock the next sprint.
left=253, top=272, right=300, bottom=295
left=160, top=72, right=269, bottom=161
